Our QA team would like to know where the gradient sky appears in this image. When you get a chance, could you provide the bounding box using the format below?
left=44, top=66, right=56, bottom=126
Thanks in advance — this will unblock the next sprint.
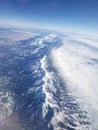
left=0, top=0, right=98, bottom=34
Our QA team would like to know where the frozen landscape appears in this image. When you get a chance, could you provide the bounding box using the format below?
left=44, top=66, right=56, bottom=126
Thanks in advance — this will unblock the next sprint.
left=0, top=27, right=98, bottom=130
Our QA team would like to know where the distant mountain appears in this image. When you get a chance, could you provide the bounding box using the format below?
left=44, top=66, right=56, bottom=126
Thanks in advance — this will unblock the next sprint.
left=0, top=27, right=98, bottom=130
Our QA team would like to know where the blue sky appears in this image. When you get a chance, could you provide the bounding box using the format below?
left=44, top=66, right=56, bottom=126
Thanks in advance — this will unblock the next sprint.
left=0, top=0, right=98, bottom=34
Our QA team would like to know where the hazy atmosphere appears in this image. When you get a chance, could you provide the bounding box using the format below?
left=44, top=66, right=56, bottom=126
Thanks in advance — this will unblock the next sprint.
left=0, top=0, right=98, bottom=33
left=0, top=0, right=98, bottom=130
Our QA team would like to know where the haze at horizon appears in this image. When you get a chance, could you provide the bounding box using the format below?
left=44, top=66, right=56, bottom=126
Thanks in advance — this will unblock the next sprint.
left=0, top=0, right=98, bottom=34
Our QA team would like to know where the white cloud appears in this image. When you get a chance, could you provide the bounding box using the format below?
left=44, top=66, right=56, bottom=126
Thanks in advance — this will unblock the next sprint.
left=51, top=34, right=98, bottom=128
